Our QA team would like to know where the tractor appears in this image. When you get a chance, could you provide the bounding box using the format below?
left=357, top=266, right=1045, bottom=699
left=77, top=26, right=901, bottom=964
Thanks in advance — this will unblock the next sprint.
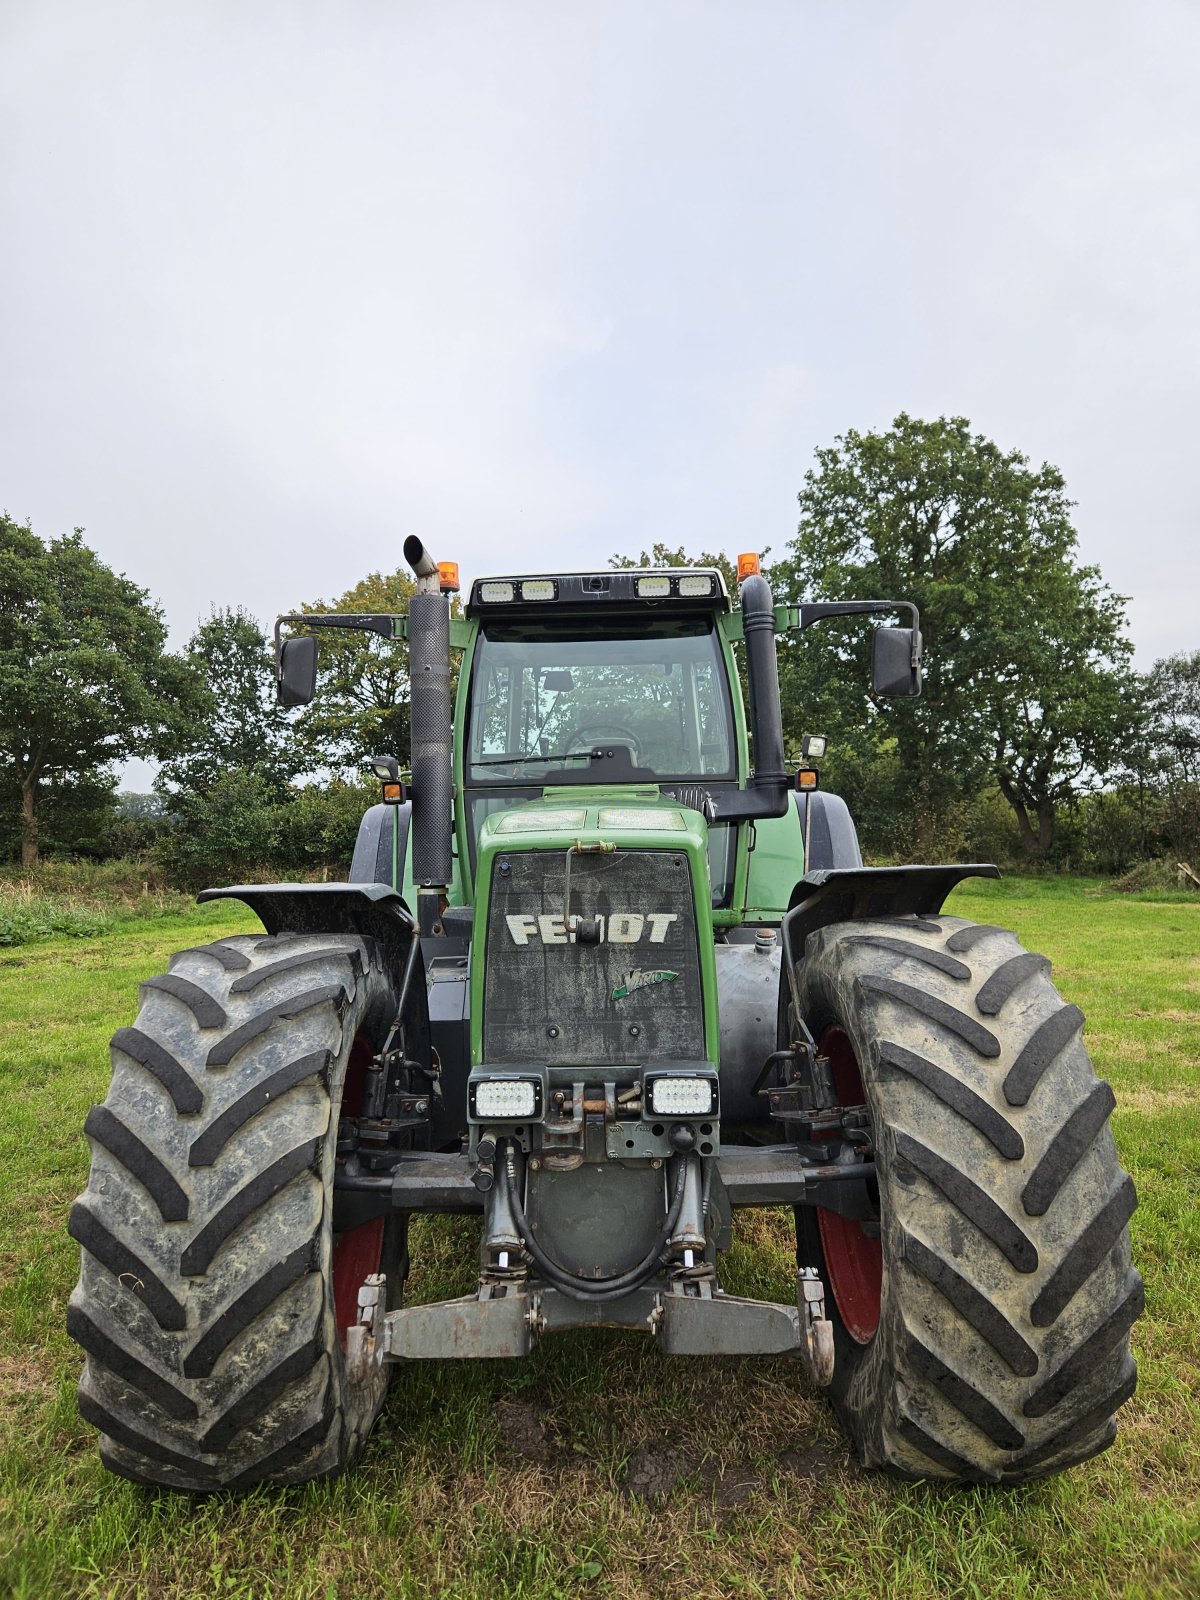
left=68, top=539, right=1141, bottom=1488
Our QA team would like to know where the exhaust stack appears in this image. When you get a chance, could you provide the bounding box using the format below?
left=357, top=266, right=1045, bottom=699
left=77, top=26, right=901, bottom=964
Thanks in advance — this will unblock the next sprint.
left=403, top=535, right=453, bottom=936
left=709, top=571, right=790, bottom=822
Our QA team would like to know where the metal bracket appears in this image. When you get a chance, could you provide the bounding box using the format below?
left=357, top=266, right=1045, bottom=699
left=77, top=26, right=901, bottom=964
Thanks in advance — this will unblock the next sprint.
left=344, top=1271, right=387, bottom=1382
left=798, top=1267, right=835, bottom=1386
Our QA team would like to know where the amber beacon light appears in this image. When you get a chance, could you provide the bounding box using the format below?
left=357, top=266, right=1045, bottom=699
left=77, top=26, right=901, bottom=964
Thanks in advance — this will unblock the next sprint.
left=737, top=551, right=761, bottom=581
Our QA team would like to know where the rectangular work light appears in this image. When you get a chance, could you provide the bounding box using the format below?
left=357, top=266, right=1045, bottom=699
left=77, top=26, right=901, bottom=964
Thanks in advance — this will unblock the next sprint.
left=520, top=579, right=556, bottom=601
left=635, top=575, right=672, bottom=598
left=478, top=581, right=515, bottom=603
left=645, top=1074, right=718, bottom=1118
left=677, top=574, right=716, bottom=597
left=469, top=1075, right=542, bottom=1121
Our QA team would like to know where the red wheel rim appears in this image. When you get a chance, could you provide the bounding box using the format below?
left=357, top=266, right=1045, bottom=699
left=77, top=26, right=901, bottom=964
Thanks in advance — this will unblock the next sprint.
left=332, top=1033, right=386, bottom=1344
left=815, top=1025, right=882, bottom=1344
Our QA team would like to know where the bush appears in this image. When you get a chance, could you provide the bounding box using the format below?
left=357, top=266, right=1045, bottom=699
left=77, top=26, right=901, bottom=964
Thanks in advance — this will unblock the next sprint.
left=1110, top=858, right=1197, bottom=894
left=155, top=774, right=375, bottom=890
left=272, top=779, right=376, bottom=878
left=0, top=861, right=195, bottom=946
left=155, top=771, right=283, bottom=891
left=0, top=894, right=111, bottom=945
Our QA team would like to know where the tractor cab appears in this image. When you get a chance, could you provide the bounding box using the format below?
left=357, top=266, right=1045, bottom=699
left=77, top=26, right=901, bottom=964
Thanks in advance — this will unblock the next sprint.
left=457, top=568, right=741, bottom=906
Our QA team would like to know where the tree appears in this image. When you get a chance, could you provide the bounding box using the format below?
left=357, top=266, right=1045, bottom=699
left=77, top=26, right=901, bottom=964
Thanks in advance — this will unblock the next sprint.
left=1136, top=651, right=1200, bottom=859
left=155, top=608, right=300, bottom=797
left=290, top=569, right=417, bottom=779
left=610, top=542, right=751, bottom=597
left=1143, top=651, right=1200, bottom=788
left=774, top=415, right=1133, bottom=857
left=0, top=517, right=201, bottom=864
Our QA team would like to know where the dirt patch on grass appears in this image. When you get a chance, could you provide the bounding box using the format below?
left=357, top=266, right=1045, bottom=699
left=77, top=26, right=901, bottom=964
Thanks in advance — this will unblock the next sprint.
left=778, top=1441, right=852, bottom=1478
left=1117, top=1087, right=1198, bottom=1115
left=621, top=1438, right=855, bottom=1505
left=0, top=1350, right=57, bottom=1405
left=494, top=1397, right=563, bottom=1464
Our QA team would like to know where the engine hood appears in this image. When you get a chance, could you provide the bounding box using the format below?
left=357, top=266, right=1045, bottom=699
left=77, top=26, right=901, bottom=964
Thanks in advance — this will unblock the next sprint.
left=477, top=790, right=709, bottom=857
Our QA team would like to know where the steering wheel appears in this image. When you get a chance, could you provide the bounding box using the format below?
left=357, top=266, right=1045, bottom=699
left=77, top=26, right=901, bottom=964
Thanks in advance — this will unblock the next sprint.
left=565, top=722, right=643, bottom=763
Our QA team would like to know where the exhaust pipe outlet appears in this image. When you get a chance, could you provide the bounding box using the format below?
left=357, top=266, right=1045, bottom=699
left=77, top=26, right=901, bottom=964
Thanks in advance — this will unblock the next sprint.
left=404, top=534, right=440, bottom=590
left=711, top=572, right=790, bottom=822
left=403, top=536, right=453, bottom=935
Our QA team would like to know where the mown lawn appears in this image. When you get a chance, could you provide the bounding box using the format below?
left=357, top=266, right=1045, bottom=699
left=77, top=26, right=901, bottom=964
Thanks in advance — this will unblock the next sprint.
left=0, top=880, right=1197, bottom=1599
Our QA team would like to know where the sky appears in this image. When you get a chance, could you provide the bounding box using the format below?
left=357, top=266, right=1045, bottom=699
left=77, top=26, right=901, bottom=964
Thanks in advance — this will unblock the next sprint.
left=2, top=1, right=1198, bottom=787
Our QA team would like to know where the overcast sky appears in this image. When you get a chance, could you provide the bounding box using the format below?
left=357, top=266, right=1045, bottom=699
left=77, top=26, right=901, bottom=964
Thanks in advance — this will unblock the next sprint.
left=3, top=1, right=1198, bottom=784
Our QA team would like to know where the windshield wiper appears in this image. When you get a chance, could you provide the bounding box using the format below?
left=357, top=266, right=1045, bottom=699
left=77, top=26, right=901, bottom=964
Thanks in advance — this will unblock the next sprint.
left=471, top=750, right=594, bottom=768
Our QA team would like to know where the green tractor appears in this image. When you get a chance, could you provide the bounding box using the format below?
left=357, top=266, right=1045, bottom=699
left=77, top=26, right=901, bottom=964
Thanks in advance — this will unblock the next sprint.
left=69, top=540, right=1141, bottom=1489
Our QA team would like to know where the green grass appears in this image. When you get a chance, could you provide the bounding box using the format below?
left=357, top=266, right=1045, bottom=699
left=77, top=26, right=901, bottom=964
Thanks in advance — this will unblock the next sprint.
left=1, top=881, right=1197, bottom=1600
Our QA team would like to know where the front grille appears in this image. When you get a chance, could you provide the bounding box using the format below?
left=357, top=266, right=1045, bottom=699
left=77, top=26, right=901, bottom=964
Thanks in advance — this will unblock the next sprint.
left=483, top=848, right=704, bottom=1065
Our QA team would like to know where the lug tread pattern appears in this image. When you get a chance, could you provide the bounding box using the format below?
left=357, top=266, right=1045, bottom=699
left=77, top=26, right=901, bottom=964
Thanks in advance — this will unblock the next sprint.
left=944, top=924, right=1010, bottom=953
left=200, top=1338, right=325, bottom=1452
left=230, top=948, right=364, bottom=994
left=1003, top=1005, right=1085, bottom=1106
left=879, top=1040, right=1023, bottom=1159
left=857, top=974, right=1001, bottom=1057
left=895, top=1406, right=997, bottom=1482
left=141, top=973, right=227, bottom=1029
left=78, top=1390, right=216, bottom=1475
left=903, top=1333, right=1025, bottom=1450
left=900, top=1232, right=1038, bottom=1375
left=225, top=1392, right=337, bottom=1488
left=842, top=936, right=970, bottom=980
left=797, top=914, right=1141, bottom=1483
left=83, top=1105, right=189, bottom=1222
left=67, top=1305, right=197, bottom=1419
left=1010, top=1357, right=1137, bottom=1470
left=894, top=1130, right=1038, bottom=1273
left=180, top=1141, right=321, bottom=1277
left=183, top=1243, right=318, bottom=1378
left=206, top=985, right=348, bottom=1069
left=1030, top=1175, right=1138, bottom=1327
left=975, top=953, right=1051, bottom=1017
left=1024, top=1271, right=1144, bottom=1418
left=68, top=934, right=393, bottom=1490
left=110, top=1027, right=203, bottom=1116
left=1022, top=1081, right=1117, bottom=1217
left=188, top=1051, right=331, bottom=1168
left=68, top=1204, right=186, bottom=1331
left=171, top=943, right=252, bottom=973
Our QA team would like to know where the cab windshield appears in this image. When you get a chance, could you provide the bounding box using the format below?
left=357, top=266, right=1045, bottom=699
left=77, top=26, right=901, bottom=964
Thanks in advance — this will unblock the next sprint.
left=465, top=618, right=735, bottom=785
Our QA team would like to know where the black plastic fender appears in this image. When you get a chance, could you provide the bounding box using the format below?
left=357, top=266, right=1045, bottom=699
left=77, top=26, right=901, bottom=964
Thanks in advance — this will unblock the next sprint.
left=350, top=802, right=412, bottom=888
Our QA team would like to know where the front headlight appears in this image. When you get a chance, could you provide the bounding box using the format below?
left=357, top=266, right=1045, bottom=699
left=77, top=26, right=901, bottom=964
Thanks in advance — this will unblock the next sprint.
left=471, top=1076, right=541, bottom=1121
left=646, top=1075, right=717, bottom=1117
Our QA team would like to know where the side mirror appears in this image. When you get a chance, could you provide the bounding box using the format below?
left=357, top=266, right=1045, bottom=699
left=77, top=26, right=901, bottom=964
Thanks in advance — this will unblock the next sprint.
left=278, top=635, right=318, bottom=706
left=872, top=627, right=922, bottom=697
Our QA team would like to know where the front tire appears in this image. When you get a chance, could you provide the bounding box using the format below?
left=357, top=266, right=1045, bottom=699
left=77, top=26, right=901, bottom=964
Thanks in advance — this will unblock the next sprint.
left=794, top=914, right=1142, bottom=1483
left=68, top=932, right=400, bottom=1490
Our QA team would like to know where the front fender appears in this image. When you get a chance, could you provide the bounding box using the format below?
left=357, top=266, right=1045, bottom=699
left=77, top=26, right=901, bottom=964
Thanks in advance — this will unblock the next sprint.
left=197, top=881, right=417, bottom=965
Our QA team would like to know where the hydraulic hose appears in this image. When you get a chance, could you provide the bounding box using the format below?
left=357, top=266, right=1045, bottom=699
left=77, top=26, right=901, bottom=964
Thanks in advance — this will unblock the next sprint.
left=505, top=1145, right=690, bottom=1302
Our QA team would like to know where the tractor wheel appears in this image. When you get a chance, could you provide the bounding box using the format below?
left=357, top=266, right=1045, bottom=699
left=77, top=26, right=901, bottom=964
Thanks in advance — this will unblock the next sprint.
left=792, top=914, right=1142, bottom=1483
left=68, top=932, right=402, bottom=1490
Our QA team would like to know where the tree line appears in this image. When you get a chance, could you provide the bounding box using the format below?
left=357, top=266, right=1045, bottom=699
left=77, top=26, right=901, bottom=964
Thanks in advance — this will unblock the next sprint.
left=2, top=414, right=1196, bottom=884
left=0, top=519, right=419, bottom=883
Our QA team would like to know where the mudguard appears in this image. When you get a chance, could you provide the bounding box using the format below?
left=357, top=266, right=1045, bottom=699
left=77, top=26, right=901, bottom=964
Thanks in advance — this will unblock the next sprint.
left=197, top=881, right=417, bottom=965
left=782, top=863, right=1000, bottom=966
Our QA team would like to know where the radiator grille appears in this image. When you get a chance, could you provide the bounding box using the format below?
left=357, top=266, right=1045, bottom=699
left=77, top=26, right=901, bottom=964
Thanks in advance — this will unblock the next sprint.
left=483, top=848, right=704, bottom=1065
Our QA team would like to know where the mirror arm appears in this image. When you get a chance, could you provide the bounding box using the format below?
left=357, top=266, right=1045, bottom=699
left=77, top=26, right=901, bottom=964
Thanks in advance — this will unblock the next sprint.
left=795, top=600, right=922, bottom=669
left=273, top=612, right=403, bottom=675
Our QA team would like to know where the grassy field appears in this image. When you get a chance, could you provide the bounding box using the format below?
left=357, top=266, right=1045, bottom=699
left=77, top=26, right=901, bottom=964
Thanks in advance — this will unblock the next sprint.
left=0, top=879, right=1197, bottom=1599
